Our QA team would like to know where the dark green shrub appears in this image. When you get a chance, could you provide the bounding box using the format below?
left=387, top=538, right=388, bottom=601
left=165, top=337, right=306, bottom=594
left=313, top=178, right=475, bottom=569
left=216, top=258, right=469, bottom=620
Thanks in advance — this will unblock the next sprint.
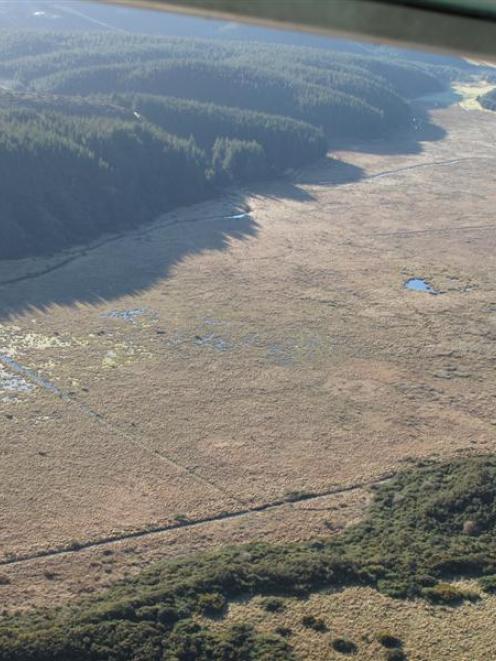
left=286, top=490, right=312, bottom=502
left=301, top=615, right=328, bottom=632
left=360, top=564, right=387, bottom=581
left=261, top=597, right=286, bottom=613
left=173, top=514, right=189, bottom=525
left=197, top=592, right=227, bottom=617
left=332, top=638, right=358, bottom=655
left=251, top=632, right=294, bottom=659
left=377, top=578, right=412, bottom=599
left=384, top=650, right=407, bottom=661
left=375, top=631, right=402, bottom=649
left=479, top=575, right=496, bottom=594
left=135, top=605, right=158, bottom=621
left=416, top=575, right=436, bottom=588
left=157, top=605, right=181, bottom=627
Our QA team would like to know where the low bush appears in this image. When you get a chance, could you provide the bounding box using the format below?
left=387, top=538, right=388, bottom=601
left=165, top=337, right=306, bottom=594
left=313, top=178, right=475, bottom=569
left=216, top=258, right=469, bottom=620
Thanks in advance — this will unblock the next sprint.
left=415, top=574, right=436, bottom=587
left=261, top=597, right=286, bottom=613
left=301, top=615, right=328, bottom=632
left=332, top=637, right=358, bottom=655
left=197, top=592, right=227, bottom=618
left=479, top=575, right=496, bottom=594
left=375, top=631, right=402, bottom=649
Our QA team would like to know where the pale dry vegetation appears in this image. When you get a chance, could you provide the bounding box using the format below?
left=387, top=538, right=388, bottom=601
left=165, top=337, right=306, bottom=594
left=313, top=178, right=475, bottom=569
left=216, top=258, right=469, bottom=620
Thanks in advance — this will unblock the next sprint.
left=209, top=581, right=496, bottom=660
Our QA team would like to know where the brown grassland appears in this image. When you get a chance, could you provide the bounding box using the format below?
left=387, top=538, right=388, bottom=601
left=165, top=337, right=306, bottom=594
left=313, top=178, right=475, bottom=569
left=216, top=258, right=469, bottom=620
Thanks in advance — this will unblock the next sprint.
left=0, top=96, right=495, bottom=656
left=202, top=579, right=496, bottom=660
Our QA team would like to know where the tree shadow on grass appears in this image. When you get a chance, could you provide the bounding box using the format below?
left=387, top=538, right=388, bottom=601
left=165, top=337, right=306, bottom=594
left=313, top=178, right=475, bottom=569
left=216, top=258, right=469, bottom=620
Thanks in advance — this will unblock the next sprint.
left=0, top=160, right=365, bottom=319
left=330, top=105, right=448, bottom=157
left=251, top=157, right=364, bottom=202
left=0, top=204, right=260, bottom=319
left=415, top=88, right=464, bottom=111
left=294, top=157, right=365, bottom=187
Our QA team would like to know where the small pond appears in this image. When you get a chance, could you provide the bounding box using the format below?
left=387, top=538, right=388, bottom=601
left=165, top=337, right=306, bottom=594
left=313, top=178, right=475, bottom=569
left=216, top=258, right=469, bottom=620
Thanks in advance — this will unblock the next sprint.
left=404, top=278, right=438, bottom=295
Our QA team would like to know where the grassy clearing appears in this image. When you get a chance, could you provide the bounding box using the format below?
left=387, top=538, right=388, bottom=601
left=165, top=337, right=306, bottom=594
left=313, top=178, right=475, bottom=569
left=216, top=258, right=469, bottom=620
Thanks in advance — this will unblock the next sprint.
left=1, top=455, right=496, bottom=659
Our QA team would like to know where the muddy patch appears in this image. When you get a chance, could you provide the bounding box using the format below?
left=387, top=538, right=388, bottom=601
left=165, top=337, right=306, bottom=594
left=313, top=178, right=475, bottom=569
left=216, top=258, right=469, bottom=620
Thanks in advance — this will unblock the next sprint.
left=101, top=342, right=151, bottom=369
left=101, top=308, right=152, bottom=323
left=193, top=334, right=233, bottom=352
left=0, top=354, right=64, bottom=396
left=0, top=366, right=33, bottom=393
left=164, top=322, right=323, bottom=366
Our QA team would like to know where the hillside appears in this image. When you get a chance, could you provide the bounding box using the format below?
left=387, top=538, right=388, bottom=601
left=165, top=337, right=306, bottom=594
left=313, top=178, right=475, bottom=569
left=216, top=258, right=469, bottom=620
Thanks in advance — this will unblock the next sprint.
left=0, top=31, right=447, bottom=260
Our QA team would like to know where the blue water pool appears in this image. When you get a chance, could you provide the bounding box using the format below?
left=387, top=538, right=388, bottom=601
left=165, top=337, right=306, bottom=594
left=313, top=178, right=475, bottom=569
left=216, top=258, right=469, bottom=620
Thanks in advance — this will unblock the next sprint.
left=404, top=278, right=438, bottom=294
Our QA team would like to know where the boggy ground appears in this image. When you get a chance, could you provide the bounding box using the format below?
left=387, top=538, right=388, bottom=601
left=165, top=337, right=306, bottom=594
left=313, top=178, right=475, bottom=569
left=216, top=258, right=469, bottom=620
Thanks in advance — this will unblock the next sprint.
left=0, top=99, right=495, bottom=613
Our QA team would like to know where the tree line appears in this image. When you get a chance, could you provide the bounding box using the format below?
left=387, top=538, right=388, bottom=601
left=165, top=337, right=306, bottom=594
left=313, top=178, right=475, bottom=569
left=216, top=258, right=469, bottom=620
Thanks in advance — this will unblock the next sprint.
left=35, top=59, right=391, bottom=137
left=0, top=107, right=209, bottom=259
left=0, top=31, right=448, bottom=259
left=110, top=94, right=327, bottom=170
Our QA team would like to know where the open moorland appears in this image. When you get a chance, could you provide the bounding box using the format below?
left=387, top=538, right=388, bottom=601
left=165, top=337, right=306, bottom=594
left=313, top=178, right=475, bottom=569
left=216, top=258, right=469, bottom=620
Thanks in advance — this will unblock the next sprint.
left=0, top=79, right=495, bottom=635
